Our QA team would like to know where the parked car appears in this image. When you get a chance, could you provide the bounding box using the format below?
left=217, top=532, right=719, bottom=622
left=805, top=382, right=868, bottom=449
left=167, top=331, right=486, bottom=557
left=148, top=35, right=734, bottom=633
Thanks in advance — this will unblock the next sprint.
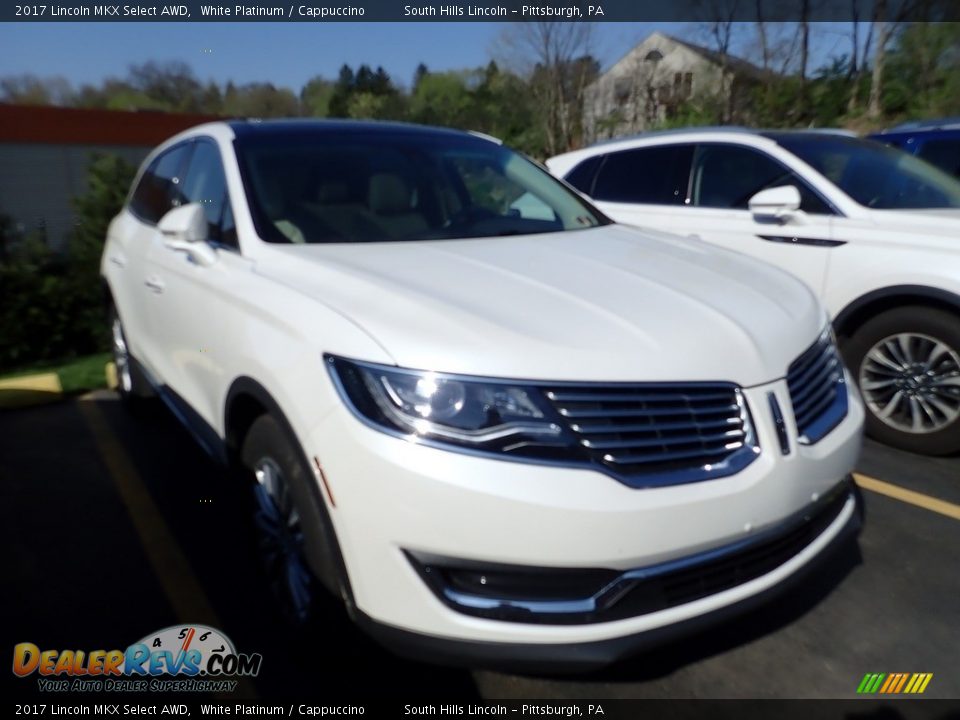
left=102, top=120, right=863, bottom=669
left=548, top=129, right=960, bottom=456
left=870, top=119, right=960, bottom=180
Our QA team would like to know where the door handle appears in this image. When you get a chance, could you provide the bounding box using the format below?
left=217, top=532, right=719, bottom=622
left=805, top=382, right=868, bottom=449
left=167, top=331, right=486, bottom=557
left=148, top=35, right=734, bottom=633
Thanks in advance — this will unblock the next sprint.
left=108, top=254, right=126, bottom=268
left=144, top=276, right=165, bottom=293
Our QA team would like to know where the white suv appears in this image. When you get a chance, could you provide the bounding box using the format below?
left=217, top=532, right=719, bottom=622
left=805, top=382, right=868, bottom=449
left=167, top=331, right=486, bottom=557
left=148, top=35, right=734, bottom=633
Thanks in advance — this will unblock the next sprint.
left=548, top=129, right=960, bottom=456
left=102, top=120, right=863, bottom=669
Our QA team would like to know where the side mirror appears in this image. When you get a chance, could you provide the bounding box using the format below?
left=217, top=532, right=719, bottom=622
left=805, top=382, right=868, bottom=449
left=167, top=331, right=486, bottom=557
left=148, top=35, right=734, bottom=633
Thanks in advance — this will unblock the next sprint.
left=748, top=185, right=802, bottom=220
left=158, top=204, right=216, bottom=266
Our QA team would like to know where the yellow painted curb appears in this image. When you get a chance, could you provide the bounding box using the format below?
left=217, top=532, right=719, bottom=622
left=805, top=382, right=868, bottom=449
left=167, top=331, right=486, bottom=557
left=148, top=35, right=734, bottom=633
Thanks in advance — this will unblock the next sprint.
left=105, top=361, right=118, bottom=390
left=0, top=372, right=63, bottom=409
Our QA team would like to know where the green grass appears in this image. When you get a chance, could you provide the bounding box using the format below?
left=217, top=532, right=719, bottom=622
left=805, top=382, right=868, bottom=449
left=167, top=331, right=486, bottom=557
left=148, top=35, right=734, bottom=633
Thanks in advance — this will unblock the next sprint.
left=0, top=353, right=111, bottom=394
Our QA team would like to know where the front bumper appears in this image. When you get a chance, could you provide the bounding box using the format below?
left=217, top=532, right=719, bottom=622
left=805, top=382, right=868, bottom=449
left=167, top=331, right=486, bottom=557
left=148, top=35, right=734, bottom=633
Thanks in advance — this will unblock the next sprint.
left=360, top=481, right=862, bottom=671
left=306, top=374, right=864, bottom=660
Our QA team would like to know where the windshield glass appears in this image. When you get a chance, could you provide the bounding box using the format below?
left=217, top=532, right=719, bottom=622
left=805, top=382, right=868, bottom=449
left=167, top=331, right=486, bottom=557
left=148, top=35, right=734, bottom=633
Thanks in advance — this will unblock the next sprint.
left=235, top=129, right=610, bottom=243
left=772, top=134, right=960, bottom=210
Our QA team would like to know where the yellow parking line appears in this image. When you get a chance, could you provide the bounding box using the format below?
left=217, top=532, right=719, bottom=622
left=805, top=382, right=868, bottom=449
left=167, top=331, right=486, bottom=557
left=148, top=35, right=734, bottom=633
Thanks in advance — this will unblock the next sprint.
left=77, top=399, right=257, bottom=698
left=853, top=472, right=960, bottom=521
left=78, top=399, right=221, bottom=623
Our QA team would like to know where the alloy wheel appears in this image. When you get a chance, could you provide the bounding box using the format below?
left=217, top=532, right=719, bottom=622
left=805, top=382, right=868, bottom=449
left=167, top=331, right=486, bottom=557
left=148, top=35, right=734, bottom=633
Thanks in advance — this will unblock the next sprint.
left=859, top=332, right=960, bottom=434
left=111, top=315, right=133, bottom=394
left=251, top=456, right=314, bottom=624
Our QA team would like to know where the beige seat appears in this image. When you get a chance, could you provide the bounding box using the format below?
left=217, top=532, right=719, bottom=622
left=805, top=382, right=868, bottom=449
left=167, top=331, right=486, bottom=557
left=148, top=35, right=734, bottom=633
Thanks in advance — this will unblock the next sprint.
left=367, top=173, right=429, bottom=239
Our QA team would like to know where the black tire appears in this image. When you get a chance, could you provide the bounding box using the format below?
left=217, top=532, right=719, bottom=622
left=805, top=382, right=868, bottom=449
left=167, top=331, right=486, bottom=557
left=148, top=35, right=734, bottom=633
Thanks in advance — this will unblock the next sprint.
left=240, top=413, right=350, bottom=626
left=840, top=306, right=960, bottom=456
left=108, top=305, right=154, bottom=405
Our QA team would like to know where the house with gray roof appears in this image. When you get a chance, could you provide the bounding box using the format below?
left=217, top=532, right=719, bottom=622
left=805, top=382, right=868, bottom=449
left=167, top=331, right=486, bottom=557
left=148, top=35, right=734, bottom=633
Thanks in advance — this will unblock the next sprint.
left=583, top=31, right=766, bottom=143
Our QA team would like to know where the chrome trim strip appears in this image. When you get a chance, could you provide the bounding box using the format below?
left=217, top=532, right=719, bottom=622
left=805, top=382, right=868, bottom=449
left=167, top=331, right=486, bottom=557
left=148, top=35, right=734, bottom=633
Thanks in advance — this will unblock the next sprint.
left=768, top=392, right=790, bottom=456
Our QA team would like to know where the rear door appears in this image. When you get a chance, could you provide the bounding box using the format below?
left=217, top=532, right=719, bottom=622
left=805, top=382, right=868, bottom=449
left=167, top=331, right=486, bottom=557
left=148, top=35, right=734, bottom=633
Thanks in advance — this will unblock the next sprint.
left=112, top=143, right=193, bottom=380
left=584, top=143, right=695, bottom=232
left=144, top=137, right=249, bottom=438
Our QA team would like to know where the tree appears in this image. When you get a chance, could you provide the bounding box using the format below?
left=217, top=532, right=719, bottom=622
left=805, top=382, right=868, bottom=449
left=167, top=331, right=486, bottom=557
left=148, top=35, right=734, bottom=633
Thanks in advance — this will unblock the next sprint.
left=412, top=62, right=429, bottom=93
left=301, top=76, right=335, bottom=117
left=328, top=64, right=357, bottom=117
left=65, top=154, right=137, bottom=356
left=0, top=74, right=74, bottom=105
left=127, top=60, right=204, bottom=112
left=497, top=22, right=597, bottom=155
left=882, top=21, right=960, bottom=117
left=408, top=71, right=474, bottom=127
left=201, top=81, right=223, bottom=115
left=0, top=154, right=136, bottom=369
left=222, top=82, right=299, bottom=118
left=326, top=63, right=404, bottom=120
left=697, top=0, right=742, bottom=122
left=868, top=0, right=890, bottom=118
left=846, top=1, right=875, bottom=112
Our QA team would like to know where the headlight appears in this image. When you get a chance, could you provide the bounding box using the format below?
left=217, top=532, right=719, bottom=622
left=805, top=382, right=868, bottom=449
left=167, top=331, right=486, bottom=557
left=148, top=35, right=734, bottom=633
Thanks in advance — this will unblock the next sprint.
left=326, top=355, right=573, bottom=457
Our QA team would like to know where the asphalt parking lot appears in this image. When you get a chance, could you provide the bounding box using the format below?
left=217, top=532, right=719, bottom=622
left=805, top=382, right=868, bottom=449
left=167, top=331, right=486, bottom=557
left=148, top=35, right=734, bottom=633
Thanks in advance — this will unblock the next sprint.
left=2, top=392, right=958, bottom=701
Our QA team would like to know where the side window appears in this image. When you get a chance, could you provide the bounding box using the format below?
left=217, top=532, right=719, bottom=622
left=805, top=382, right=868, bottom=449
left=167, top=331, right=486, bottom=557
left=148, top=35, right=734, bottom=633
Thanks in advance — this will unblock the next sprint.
left=917, top=139, right=960, bottom=179
left=691, top=144, right=831, bottom=214
left=129, top=145, right=192, bottom=224
left=591, top=144, right=694, bottom=205
left=563, top=155, right=603, bottom=195
left=181, top=139, right=234, bottom=245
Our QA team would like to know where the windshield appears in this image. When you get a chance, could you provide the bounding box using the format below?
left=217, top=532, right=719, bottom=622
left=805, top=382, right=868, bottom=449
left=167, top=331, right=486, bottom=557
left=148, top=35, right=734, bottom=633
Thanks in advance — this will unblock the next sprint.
left=773, top=134, right=960, bottom=210
left=234, top=129, right=610, bottom=244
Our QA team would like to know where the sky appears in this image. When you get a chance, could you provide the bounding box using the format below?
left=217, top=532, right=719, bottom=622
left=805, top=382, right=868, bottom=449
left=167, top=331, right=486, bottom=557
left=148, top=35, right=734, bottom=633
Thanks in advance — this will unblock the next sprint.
left=0, top=22, right=861, bottom=93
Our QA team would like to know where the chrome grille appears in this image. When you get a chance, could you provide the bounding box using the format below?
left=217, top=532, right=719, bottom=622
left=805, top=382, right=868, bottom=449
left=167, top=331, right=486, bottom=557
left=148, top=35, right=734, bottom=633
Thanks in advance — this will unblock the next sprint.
left=544, top=383, right=758, bottom=487
left=787, top=330, right=848, bottom=444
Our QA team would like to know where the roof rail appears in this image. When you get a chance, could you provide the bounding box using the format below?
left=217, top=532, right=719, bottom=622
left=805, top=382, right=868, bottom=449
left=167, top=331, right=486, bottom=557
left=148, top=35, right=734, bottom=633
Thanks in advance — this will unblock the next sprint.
left=589, top=126, right=757, bottom=148
left=885, top=117, right=960, bottom=132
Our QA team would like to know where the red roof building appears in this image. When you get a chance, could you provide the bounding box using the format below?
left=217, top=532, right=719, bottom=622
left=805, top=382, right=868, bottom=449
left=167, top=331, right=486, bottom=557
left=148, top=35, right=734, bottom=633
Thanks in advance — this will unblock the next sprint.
left=0, top=103, right=222, bottom=249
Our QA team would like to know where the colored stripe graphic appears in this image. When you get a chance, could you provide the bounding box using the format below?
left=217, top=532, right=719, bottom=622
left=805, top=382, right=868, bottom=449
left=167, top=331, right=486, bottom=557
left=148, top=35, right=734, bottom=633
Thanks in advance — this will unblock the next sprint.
left=858, top=673, right=932, bottom=694
left=879, top=674, right=896, bottom=693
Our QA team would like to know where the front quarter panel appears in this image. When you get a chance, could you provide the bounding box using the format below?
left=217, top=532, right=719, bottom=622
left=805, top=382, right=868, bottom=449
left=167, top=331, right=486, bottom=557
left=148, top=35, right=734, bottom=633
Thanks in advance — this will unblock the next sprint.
left=213, top=264, right=396, bottom=460
left=821, top=219, right=960, bottom=320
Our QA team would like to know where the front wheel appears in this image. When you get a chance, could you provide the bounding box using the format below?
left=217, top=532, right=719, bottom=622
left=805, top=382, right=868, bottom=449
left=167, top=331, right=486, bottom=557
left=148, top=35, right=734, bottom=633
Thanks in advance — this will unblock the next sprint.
left=841, top=306, right=960, bottom=456
left=240, top=414, right=349, bottom=626
left=109, top=306, right=153, bottom=405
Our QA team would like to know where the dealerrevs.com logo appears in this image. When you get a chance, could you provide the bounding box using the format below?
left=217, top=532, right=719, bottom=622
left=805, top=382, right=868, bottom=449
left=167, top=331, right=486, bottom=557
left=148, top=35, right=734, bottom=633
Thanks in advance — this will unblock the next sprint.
left=12, top=625, right=262, bottom=693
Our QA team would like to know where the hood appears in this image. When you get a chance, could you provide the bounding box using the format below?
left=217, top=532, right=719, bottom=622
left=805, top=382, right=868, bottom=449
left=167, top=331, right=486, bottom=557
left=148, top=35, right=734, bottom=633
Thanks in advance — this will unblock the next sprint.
left=255, top=225, right=825, bottom=385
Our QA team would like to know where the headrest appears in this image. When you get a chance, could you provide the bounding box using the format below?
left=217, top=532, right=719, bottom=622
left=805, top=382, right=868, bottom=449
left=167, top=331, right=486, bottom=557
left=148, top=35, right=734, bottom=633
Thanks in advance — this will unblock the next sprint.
left=315, top=181, right=350, bottom=205
left=368, top=173, right=413, bottom=214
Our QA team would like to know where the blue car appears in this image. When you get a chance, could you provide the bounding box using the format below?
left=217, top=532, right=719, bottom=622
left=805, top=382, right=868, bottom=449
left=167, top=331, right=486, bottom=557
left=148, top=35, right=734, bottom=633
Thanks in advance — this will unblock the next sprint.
left=870, top=119, right=960, bottom=179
